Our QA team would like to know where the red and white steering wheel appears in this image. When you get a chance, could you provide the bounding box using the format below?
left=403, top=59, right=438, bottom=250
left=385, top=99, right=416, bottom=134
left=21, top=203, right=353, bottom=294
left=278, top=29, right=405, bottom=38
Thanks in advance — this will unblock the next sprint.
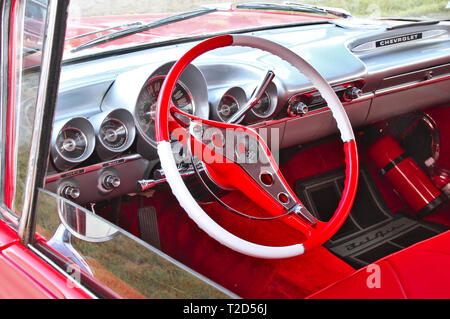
left=155, top=35, right=359, bottom=259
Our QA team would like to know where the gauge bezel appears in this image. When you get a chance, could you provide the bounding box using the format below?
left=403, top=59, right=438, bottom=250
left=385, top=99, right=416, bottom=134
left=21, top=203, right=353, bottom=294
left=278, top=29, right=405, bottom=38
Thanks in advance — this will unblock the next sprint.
left=92, top=108, right=136, bottom=160
left=57, top=127, right=88, bottom=160
left=135, top=75, right=196, bottom=147
left=146, top=74, right=196, bottom=114
left=216, top=87, right=247, bottom=123
left=51, top=117, right=96, bottom=171
left=100, top=118, right=128, bottom=150
left=217, top=94, right=240, bottom=121
left=249, top=82, right=278, bottom=119
left=101, top=61, right=209, bottom=154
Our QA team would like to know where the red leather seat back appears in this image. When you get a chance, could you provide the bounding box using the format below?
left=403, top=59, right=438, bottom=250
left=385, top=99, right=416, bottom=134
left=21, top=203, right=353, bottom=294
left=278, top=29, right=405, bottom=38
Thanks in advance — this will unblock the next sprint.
left=308, top=230, right=450, bottom=299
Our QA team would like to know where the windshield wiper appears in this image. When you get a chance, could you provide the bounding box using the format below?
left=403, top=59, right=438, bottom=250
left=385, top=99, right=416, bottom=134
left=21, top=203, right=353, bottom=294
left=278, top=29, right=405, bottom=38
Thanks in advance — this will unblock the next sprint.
left=71, top=8, right=217, bottom=53
left=65, top=21, right=143, bottom=41
left=236, top=2, right=352, bottom=19
left=385, top=19, right=440, bottom=30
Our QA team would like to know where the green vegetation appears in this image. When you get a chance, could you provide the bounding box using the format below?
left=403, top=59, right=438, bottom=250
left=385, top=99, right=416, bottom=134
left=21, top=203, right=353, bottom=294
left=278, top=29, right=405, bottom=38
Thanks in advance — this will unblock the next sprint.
left=302, top=0, right=449, bottom=18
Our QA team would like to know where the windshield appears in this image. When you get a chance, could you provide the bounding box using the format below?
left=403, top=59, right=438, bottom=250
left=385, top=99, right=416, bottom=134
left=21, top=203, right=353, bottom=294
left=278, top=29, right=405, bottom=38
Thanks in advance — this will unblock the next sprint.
left=59, top=0, right=449, bottom=60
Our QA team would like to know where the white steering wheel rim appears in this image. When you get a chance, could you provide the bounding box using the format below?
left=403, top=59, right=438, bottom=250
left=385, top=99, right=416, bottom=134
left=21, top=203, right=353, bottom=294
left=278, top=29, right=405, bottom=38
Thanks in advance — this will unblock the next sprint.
left=157, top=35, right=355, bottom=259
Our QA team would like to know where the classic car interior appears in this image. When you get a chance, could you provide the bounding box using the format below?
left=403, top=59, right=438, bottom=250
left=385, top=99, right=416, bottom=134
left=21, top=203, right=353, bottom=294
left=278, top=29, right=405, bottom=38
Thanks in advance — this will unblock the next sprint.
left=35, top=2, right=450, bottom=298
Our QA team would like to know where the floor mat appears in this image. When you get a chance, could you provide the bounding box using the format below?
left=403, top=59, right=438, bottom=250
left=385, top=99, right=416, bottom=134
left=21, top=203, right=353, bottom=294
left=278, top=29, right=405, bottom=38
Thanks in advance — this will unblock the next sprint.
left=295, top=165, right=448, bottom=269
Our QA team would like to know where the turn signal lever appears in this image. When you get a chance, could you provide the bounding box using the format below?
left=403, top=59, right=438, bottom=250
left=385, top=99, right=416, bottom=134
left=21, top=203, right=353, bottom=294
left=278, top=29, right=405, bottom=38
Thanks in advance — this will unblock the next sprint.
left=137, top=164, right=204, bottom=192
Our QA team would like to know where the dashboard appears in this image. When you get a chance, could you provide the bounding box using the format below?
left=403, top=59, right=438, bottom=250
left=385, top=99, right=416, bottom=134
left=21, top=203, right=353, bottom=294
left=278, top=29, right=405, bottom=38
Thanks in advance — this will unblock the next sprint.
left=44, top=20, right=450, bottom=205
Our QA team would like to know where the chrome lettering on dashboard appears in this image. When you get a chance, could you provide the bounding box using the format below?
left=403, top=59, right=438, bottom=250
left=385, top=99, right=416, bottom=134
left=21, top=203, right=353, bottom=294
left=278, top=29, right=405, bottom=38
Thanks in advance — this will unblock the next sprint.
left=102, top=158, right=125, bottom=167
left=61, top=169, right=85, bottom=179
left=376, top=33, right=422, bottom=48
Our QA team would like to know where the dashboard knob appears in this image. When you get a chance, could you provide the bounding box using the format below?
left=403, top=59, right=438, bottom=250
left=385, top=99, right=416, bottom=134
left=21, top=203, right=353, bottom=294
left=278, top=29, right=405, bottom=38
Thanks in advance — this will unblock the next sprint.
left=343, top=87, right=362, bottom=102
left=103, top=175, right=121, bottom=190
left=424, top=71, right=433, bottom=81
left=61, top=186, right=80, bottom=200
left=288, top=101, right=309, bottom=117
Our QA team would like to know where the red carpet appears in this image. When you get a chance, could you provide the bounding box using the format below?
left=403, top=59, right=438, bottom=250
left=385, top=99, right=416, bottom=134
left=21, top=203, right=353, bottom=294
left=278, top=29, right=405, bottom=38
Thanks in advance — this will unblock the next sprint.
left=131, top=139, right=356, bottom=298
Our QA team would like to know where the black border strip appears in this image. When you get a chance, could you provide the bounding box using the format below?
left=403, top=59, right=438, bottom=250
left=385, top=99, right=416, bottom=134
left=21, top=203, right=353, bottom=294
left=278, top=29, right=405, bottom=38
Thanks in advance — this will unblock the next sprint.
left=379, top=152, right=409, bottom=176
left=416, top=193, right=448, bottom=218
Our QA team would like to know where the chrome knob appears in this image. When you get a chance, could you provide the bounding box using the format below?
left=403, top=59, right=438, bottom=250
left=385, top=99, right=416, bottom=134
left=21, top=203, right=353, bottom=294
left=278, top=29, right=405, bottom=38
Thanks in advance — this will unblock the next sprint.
left=61, top=186, right=80, bottom=200
left=343, top=87, right=362, bottom=101
left=288, top=101, right=309, bottom=117
left=103, top=175, right=121, bottom=190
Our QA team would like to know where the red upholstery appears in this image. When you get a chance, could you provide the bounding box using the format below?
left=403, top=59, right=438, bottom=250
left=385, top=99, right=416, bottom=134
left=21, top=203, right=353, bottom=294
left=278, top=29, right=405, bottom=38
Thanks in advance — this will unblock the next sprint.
left=308, top=230, right=450, bottom=299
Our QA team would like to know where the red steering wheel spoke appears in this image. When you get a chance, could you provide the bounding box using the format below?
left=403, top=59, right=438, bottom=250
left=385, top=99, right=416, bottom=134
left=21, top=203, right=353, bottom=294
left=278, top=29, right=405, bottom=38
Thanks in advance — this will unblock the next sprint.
left=169, top=107, right=318, bottom=229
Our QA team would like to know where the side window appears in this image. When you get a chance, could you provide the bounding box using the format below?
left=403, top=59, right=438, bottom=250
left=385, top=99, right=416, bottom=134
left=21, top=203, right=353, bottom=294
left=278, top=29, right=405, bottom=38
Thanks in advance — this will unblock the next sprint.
left=3, top=0, right=48, bottom=216
left=35, top=189, right=232, bottom=298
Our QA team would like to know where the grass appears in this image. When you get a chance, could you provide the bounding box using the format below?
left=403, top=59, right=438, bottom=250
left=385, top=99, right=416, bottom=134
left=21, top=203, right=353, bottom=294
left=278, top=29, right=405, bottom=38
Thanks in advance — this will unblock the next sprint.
left=301, top=0, right=450, bottom=18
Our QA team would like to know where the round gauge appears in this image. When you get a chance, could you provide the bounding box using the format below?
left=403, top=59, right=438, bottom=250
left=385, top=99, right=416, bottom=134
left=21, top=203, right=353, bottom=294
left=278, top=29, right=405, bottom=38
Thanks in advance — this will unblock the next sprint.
left=217, top=95, right=240, bottom=122
left=135, top=76, right=194, bottom=144
left=55, top=127, right=87, bottom=160
left=99, top=118, right=128, bottom=150
left=51, top=117, right=96, bottom=171
left=251, top=92, right=271, bottom=117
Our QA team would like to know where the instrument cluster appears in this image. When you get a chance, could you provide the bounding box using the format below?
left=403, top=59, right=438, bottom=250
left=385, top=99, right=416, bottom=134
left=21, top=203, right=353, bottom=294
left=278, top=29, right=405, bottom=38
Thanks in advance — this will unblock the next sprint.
left=209, top=79, right=279, bottom=125
left=50, top=109, right=136, bottom=171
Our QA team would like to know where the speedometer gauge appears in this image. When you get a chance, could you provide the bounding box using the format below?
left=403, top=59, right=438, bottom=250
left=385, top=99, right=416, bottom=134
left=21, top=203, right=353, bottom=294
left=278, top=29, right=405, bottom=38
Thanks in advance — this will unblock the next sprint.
left=56, top=127, right=87, bottom=160
left=135, top=75, right=194, bottom=145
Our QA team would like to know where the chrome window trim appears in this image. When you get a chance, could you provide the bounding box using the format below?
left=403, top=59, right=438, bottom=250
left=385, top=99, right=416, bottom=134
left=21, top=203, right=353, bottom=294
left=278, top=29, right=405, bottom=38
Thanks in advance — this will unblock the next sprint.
left=0, top=0, right=19, bottom=225
left=0, top=0, right=11, bottom=210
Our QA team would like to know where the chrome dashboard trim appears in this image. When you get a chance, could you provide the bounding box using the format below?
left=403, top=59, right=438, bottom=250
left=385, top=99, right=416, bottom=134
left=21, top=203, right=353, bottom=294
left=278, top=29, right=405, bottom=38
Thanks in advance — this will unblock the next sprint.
left=247, top=92, right=374, bottom=129
left=45, top=153, right=142, bottom=184
left=375, top=73, right=450, bottom=97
